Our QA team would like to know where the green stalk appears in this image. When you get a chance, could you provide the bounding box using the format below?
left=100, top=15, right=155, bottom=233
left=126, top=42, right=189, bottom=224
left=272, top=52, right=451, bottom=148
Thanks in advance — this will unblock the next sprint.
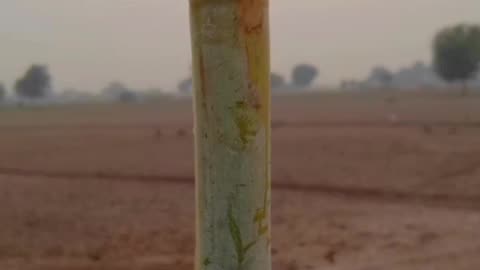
left=189, top=1, right=271, bottom=270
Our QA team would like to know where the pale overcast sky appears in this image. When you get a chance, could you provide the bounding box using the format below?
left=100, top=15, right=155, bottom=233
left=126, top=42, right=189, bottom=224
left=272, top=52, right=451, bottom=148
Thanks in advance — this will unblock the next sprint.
left=0, top=0, right=479, bottom=92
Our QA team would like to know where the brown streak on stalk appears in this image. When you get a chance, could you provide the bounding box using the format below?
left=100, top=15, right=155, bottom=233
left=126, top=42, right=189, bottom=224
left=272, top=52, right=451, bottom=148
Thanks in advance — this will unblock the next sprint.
left=199, top=53, right=208, bottom=97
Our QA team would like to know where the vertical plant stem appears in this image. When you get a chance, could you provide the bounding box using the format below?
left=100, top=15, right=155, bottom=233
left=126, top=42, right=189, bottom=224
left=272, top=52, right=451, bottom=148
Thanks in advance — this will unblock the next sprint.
left=189, top=1, right=271, bottom=270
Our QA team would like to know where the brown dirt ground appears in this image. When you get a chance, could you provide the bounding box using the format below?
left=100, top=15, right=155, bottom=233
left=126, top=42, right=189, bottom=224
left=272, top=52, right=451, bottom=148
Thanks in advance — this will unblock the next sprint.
left=1, top=90, right=480, bottom=269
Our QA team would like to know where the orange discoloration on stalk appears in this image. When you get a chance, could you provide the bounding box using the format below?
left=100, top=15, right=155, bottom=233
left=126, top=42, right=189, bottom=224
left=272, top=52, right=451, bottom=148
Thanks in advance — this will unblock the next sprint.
left=236, top=0, right=270, bottom=128
left=239, top=0, right=266, bottom=34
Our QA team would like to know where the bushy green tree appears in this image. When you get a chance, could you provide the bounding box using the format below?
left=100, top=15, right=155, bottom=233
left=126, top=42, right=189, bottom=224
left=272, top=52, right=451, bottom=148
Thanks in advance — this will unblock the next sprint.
left=433, top=24, right=480, bottom=94
left=270, top=72, right=286, bottom=89
left=292, top=64, right=318, bottom=88
left=15, top=65, right=51, bottom=99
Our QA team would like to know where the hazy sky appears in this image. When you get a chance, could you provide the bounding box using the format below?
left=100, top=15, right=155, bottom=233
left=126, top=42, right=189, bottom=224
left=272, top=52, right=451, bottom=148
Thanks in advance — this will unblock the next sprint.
left=1, top=0, right=479, bottom=92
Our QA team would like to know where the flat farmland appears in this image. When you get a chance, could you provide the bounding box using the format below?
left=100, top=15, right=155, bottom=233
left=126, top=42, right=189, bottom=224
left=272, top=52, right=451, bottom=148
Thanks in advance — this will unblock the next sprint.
left=1, top=90, right=480, bottom=269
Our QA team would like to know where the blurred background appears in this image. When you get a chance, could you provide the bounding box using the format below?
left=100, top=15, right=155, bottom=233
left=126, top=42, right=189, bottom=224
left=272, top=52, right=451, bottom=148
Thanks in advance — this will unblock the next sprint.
left=1, top=1, right=480, bottom=270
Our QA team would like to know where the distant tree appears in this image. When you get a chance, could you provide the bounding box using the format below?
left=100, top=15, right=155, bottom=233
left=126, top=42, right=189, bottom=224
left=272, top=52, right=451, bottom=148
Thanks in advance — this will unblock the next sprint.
left=118, top=90, right=137, bottom=103
left=141, top=88, right=168, bottom=100
left=102, top=81, right=129, bottom=96
left=412, top=61, right=428, bottom=70
left=292, top=64, right=318, bottom=88
left=369, top=66, right=394, bottom=87
left=270, top=72, right=286, bottom=89
left=433, top=24, right=480, bottom=95
left=102, top=81, right=137, bottom=103
left=0, top=83, right=6, bottom=101
left=62, top=88, right=91, bottom=99
left=15, top=65, right=52, bottom=99
left=178, top=78, right=193, bottom=95
left=340, top=79, right=361, bottom=90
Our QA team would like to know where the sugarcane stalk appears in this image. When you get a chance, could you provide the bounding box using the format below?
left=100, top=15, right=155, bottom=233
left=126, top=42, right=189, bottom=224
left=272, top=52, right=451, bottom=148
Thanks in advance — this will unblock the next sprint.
left=189, top=1, right=271, bottom=270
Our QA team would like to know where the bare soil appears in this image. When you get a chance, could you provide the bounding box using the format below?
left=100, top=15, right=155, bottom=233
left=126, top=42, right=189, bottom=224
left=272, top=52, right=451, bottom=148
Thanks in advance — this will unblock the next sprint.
left=1, top=91, right=480, bottom=269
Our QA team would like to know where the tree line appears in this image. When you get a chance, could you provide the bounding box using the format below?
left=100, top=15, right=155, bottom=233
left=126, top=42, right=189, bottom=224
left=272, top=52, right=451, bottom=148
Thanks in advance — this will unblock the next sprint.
left=1, top=23, right=479, bottom=104
left=178, top=63, right=319, bottom=95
